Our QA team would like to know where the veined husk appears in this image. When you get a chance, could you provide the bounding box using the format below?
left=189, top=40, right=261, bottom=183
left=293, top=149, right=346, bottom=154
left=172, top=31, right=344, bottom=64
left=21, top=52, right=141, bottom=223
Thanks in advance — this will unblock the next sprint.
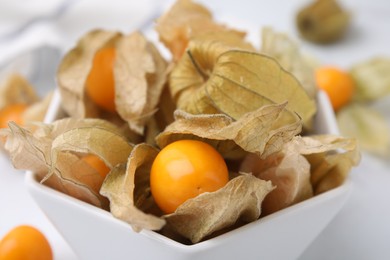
left=0, top=74, right=53, bottom=150
left=240, top=143, right=313, bottom=215
left=246, top=135, right=360, bottom=196
left=155, top=0, right=249, bottom=61
left=241, top=134, right=359, bottom=214
left=164, top=174, right=274, bottom=243
left=260, top=27, right=318, bottom=100
left=1, top=118, right=133, bottom=208
left=0, top=73, right=52, bottom=124
left=299, top=135, right=360, bottom=194
left=0, top=73, right=39, bottom=109
left=100, top=144, right=166, bottom=231
left=350, top=57, right=390, bottom=102
left=337, top=103, right=390, bottom=157
left=57, top=30, right=121, bottom=119
left=156, top=104, right=302, bottom=160
left=114, top=32, right=169, bottom=134
left=170, top=41, right=317, bottom=128
left=57, top=30, right=169, bottom=135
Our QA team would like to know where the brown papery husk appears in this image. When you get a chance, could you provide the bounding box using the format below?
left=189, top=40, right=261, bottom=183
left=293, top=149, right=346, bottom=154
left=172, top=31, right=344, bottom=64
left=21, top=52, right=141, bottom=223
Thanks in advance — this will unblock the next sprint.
left=50, top=126, right=134, bottom=172
left=57, top=29, right=121, bottom=119
left=0, top=73, right=39, bottom=109
left=46, top=122, right=134, bottom=208
left=169, top=37, right=252, bottom=107
left=260, top=27, right=318, bottom=100
left=288, top=135, right=360, bottom=194
left=1, top=118, right=133, bottom=208
left=296, top=0, right=350, bottom=44
left=114, top=31, right=169, bottom=135
left=170, top=44, right=317, bottom=128
left=58, top=29, right=169, bottom=136
left=240, top=143, right=313, bottom=215
left=241, top=134, right=359, bottom=214
left=164, top=174, right=274, bottom=243
left=337, top=103, right=390, bottom=157
left=100, top=143, right=165, bottom=231
left=155, top=0, right=248, bottom=61
left=155, top=103, right=302, bottom=160
left=350, top=57, right=390, bottom=102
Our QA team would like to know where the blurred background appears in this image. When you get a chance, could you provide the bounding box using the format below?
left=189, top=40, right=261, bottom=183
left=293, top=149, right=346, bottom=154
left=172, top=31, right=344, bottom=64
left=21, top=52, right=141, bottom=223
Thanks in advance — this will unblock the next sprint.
left=0, top=0, right=389, bottom=259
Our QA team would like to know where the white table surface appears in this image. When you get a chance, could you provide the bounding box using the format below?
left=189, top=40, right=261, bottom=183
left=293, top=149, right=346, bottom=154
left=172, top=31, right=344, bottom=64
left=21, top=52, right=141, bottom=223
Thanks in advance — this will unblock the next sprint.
left=1, top=1, right=389, bottom=259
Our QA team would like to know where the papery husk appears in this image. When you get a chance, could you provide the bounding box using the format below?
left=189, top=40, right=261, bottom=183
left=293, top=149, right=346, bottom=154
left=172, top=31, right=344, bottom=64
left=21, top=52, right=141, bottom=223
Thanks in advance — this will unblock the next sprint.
left=169, top=40, right=235, bottom=112
left=114, top=32, right=169, bottom=134
left=155, top=0, right=247, bottom=61
left=164, top=174, right=274, bottom=243
left=47, top=119, right=134, bottom=207
left=57, top=30, right=121, bottom=118
left=169, top=36, right=254, bottom=111
left=58, top=29, right=169, bottom=134
left=240, top=144, right=313, bottom=215
left=50, top=127, right=133, bottom=173
left=1, top=123, right=106, bottom=207
left=49, top=152, right=109, bottom=208
left=337, top=103, right=390, bottom=157
left=0, top=73, right=39, bottom=109
left=294, top=135, right=360, bottom=194
left=241, top=134, right=359, bottom=213
left=170, top=46, right=317, bottom=127
left=155, top=103, right=302, bottom=159
left=350, top=57, right=390, bottom=102
left=33, top=117, right=129, bottom=141
left=100, top=143, right=165, bottom=231
left=2, top=118, right=132, bottom=208
left=192, top=31, right=255, bottom=52
left=296, top=0, right=350, bottom=44
left=2, top=122, right=50, bottom=173
left=261, top=27, right=318, bottom=99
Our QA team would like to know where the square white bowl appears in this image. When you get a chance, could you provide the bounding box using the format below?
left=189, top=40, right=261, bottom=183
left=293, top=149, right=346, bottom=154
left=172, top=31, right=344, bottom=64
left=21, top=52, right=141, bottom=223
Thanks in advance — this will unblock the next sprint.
left=25, top=90, right=351, bottom=260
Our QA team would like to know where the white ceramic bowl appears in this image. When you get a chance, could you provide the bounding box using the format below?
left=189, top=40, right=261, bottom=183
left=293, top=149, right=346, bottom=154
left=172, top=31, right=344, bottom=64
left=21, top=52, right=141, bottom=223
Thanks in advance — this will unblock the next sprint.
left=25, top=90, right=351, bottom=260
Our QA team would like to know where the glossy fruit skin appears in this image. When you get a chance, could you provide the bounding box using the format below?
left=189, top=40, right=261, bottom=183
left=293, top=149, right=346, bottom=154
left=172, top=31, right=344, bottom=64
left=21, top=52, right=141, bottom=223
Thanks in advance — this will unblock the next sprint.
left=82, top=154, right=110, bottom=178
left=0, top=225, right=53, bottom=260
left=150, top=140, right=229, bottom=214
left=0, top=104, right=27, bottom=128
left=315, top=67, right=355, bottom=111
left=86, top=47, right=116, bottom=113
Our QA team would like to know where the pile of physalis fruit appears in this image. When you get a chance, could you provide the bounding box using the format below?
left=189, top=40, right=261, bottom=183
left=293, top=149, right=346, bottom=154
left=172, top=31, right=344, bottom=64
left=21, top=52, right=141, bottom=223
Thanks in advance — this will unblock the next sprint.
left=0, top=0, right=360, bottom=244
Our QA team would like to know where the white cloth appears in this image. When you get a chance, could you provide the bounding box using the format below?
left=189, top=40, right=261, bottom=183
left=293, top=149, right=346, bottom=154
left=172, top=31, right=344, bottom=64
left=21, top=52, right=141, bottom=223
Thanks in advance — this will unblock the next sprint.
left=0, top=0, right=166, bottom=70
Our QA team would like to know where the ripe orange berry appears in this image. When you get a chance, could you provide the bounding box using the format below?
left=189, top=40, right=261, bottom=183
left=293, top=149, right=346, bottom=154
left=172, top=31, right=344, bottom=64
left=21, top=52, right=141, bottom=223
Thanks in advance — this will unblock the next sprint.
left=0, top=104, right=27, bottom=129
left=150, top=140, right=229, bottom=214
left=86, top=47, right=116, bottom=113
left=0, top=225, right=53, bottom=260
left=315, top=67, right=355, bottom=111
left=82, top=154, right=110, bottom=178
